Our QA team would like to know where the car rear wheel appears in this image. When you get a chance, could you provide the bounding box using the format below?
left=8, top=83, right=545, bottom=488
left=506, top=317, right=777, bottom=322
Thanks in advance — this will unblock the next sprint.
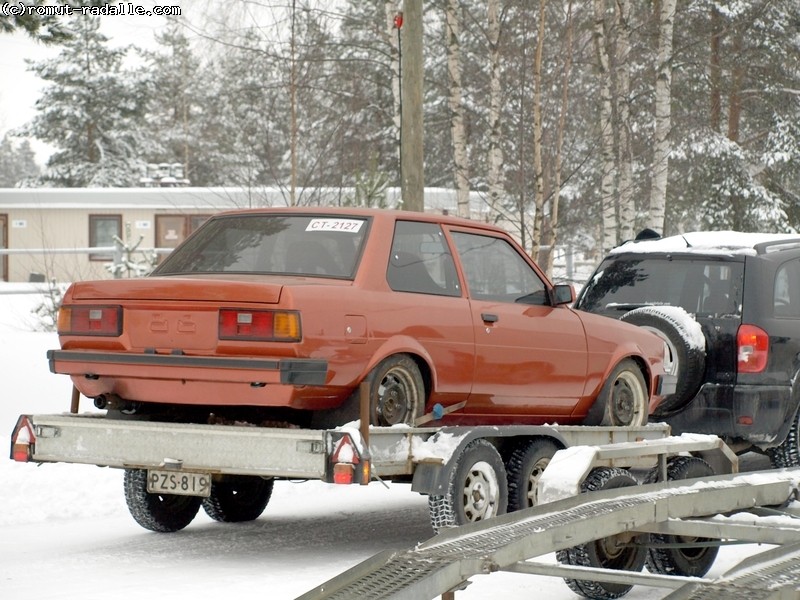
left=202, top=475, right=274, bottom=523
left=620, top=308, right=706, bottom=416
left=644, top=456, right=718, bottom=577
left=557, top=467, right=647, bottom=599
left=123, top=469, right=202, bottom=533
left=593, top=359, right=648, bottom=427
left=368, top=354, right=425, bottom=426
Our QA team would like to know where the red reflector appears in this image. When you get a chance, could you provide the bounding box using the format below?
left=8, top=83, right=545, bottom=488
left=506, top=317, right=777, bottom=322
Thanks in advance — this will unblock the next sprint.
left=738, top=416, right=754, bottom=426
left=738, top=324, right=769, bottom=373
left=11, top=417, right=35, bottom=462
left=333, top=463, right=354, bottom=484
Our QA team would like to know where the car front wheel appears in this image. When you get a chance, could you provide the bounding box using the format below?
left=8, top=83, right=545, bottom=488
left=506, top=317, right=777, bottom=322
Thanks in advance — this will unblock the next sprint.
left=592, top=359, right=648, bottom=427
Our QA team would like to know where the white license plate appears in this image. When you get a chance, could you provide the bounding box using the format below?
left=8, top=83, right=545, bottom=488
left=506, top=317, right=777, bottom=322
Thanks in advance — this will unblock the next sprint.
left=147, top=470, right=212, bottom=497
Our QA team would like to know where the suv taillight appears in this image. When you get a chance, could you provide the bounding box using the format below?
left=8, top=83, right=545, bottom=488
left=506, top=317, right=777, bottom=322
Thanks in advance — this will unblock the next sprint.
left=737, top=324, right=769, bottom=373
left=57, top=305, right=122, bottom=336
left=218, top=309, right=301, bottom=341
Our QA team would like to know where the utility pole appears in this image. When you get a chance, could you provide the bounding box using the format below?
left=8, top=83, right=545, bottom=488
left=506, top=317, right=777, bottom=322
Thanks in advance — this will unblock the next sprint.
left=400, top=0, right=424, bottom=212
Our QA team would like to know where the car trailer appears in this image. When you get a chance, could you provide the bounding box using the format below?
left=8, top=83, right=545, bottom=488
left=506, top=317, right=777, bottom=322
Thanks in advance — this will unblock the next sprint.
left=297, top=439, right=800, bottom=600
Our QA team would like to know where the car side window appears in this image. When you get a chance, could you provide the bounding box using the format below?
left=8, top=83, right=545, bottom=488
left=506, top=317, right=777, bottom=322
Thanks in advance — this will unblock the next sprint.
left=774, top=260, right=800, bottom=318
left=387, top=221, right=461, bottom=296
left=451, top=231, right=548, bottom=304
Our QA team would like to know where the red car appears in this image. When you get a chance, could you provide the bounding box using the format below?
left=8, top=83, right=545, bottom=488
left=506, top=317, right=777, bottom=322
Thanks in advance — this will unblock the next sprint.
left=50, top=208, right=674, bottom=429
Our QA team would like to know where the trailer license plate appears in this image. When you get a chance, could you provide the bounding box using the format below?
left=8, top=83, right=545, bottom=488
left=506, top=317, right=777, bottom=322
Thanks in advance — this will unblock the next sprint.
left=147, top=470, right=212, bottom=497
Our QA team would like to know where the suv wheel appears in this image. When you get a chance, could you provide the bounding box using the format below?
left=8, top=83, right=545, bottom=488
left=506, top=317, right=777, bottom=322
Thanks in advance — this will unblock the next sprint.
left=620, top=307, right=706, bottom=416
left=767, top=408, right=800, bottom=468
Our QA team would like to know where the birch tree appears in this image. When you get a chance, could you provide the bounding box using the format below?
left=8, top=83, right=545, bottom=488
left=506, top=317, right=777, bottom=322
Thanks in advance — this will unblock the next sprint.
left=531, top=0, right=546, bottom=259
left=648, top=0, right=676, bottom=233
left=593, top=0, right=617, bottom=252
left=487, top=0, right=505, bottom=212
left=445, top=0, right=471, bottom=218
left=615, top=0, right=634, bottom=243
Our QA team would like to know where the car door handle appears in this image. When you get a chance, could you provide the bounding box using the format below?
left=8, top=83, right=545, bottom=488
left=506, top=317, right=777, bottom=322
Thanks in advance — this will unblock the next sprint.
left=481, top=313, right=499, bottom=323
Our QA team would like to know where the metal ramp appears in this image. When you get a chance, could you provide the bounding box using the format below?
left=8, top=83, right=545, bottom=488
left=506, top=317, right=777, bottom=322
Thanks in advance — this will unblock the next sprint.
left=297, top=469, right=800, bottom=600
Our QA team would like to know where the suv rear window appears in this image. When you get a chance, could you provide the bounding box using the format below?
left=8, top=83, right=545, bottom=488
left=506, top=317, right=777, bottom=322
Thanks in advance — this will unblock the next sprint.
left=576, top=255, right=744, bottom=318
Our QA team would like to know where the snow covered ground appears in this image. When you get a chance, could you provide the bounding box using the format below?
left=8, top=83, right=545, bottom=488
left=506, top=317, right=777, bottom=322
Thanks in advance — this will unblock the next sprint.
left=0, top=285, right=783, bottom=599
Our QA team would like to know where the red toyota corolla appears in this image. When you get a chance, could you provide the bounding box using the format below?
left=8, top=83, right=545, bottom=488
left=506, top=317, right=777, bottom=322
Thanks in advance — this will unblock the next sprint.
left=50, top=207, right=675, bottom=429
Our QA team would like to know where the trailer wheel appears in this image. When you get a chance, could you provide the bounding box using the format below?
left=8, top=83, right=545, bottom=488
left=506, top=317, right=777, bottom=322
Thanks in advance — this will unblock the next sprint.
left=428, top=439, right=508, bottom=532
left=123, top=469, right=202, bottom=533
left=202, top=475, right=274, bottom=523
left=557, top=467, right=646, bottom=600
left=506, top=438, right=560, bottom=512
left=645, top=456, right=718, bottom=577
left=594, top=359, right=648, bottom=427
left=368, top=354, right=425, bottom=426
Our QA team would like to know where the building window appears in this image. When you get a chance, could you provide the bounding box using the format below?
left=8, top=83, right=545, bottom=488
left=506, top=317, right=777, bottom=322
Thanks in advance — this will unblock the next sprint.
left=89, top=215, right=121, bottom=261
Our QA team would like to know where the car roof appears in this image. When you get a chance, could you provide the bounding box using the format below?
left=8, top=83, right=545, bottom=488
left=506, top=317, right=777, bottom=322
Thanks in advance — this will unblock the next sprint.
left=609, top=231, right=800, bottom=258
left=209, top=206, right=507, bottom=235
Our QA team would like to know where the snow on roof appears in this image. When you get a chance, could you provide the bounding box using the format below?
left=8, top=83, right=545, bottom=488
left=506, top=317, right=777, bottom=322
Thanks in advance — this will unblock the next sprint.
left=610, top=231, right=800, bottom=257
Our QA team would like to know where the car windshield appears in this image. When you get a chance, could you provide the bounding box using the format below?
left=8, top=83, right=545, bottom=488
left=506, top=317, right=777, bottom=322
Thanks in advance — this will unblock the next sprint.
left=576, top=255, right=744, bottom=318
left=153, top=214, right=368, bottom=278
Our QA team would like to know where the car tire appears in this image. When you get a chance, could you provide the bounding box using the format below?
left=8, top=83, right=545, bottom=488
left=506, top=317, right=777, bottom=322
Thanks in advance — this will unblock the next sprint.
left=557, top=467, right=647, bottom=600
left=202, top=475, right=274, bottom=523
left=123, top=469, right=202, bottom=533
left=506, top=438, right=560, bottom=512
left=589, top=358, right=648, bottom=427
left=368, top=354, right=425, bottom=427
left=620, top=307, right=706, bottom=416
left=644, top=457, right=719, bottom=577
left=767, top=407, right=800, bottom=468
left=428, top=439, right=508, bottom=533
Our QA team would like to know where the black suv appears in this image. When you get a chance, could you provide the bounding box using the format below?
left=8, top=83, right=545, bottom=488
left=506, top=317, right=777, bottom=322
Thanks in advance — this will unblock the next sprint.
left=575, top=231, right=800, bottom=467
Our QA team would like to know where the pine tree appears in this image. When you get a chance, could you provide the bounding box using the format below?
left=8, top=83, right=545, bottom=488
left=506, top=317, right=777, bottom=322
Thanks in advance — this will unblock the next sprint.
left=0, top=134, right=40, bottom=187
left=20, top=16, right=149, bottom=187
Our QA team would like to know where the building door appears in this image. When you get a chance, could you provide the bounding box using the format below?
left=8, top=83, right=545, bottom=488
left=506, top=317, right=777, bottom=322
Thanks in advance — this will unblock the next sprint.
left=0, top=215, right=7, bottom=282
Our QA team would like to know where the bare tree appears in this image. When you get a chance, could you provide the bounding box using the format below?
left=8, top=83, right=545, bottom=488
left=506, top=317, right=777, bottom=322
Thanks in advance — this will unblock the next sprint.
left=531, top=0, right=546, bottom=259
left=615, top=0, right=634, bottom=243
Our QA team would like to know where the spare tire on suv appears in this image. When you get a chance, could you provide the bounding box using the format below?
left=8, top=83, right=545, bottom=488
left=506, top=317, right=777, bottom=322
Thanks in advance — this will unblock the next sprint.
left=619, top=306, right=705, bottom=416
left=574, top=230, right=800, bottom=463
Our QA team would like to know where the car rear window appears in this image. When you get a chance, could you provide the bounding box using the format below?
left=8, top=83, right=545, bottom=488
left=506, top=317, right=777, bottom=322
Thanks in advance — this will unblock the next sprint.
left=154, top=214, right=368, bottom=278
left=576, top=255, right=744, bottom=318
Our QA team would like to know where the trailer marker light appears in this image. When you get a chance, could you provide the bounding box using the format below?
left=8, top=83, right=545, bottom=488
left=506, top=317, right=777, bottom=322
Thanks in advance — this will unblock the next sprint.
left=11, top=418, right=35, bottom=462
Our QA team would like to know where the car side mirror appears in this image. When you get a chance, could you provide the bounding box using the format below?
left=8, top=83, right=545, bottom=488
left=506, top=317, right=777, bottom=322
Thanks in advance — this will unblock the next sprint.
left=551, top=284, right=575, bottom=306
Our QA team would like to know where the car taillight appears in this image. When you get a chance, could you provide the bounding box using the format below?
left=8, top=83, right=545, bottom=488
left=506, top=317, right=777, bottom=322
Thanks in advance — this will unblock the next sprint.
left=738, top=324, right=769, bottom=373
left=57, top=305, right=122, bottom=336
left=218, top=309, right=301, bottom=342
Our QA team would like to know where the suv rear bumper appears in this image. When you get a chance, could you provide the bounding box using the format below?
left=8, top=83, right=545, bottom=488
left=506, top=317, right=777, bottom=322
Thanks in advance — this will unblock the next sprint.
left=664, top=383, right=798, bottom=449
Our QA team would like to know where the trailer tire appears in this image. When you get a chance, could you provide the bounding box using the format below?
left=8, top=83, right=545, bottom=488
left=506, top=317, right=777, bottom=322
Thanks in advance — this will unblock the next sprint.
left=557, top=467, right=646, bottom=600
left=589, top=359, right=648, bottom=427
left=506, top=438, right=560, bottom=512
left=428, top=439, right=508, bottom=533
left=123, top=469, right=202, bottom=533
left=367, top=354, right=425, bottom=427
left=645, top=456, right=718, bottom=577
left=202, top=475, right=274, bottom=523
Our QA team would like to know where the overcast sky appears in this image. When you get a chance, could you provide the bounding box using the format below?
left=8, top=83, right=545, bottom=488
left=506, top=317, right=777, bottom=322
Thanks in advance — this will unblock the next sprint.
left=0, top=4, right=176, bottom=164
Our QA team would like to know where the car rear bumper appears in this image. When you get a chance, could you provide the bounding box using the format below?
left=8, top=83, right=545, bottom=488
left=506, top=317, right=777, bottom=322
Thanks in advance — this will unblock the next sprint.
left=664, top=382, right=798, bottom=449
left=47, top=349, right=331, bottom=407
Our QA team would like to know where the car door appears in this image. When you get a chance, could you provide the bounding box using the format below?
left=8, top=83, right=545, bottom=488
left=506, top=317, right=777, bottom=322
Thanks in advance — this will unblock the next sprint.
left=449, top=229, right=588, bottom=418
